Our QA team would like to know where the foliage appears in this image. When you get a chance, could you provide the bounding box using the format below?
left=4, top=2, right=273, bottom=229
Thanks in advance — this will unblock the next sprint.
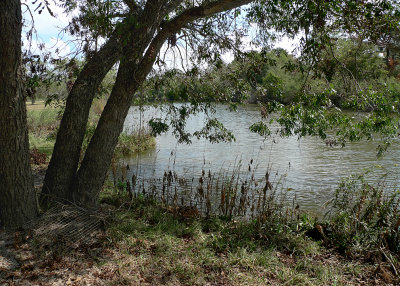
left=141, top=49, right=303, bottom=105
left=82, top=123, right=156, bottom=158
left=326, top=172, right=400, bottom=261
left=115, top=128, right=156, bottom=156
left=42, top=60, right=117, bottom=109
left=29, top=134, right=55, bottom=157
left=141, top=38, right=400, bottom=151
left=95, top=185, right=389, bottom=285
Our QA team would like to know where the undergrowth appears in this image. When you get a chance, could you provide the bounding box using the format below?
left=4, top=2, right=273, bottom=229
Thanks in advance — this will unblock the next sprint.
left=11, top=174, right=396, bottom=285
left=326, top=172, right=400, bottom=276
left=96, top=180, right=397, bottom=285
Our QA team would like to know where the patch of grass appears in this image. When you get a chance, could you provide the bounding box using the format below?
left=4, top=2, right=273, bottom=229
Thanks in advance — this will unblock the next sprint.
left=99, top=186, right=384, bottom=285
left=83, top=124, right=156, bottom=159
left=27, top=108, right=60, bottom=139
left=7, top=180, right=391, bottom=285
left=29, top=134, right=54, bottom=156
left=115, top=129, right=156, bottom=156
left=27, top=107, right=59, bottom=157
left=26, top=100, right=46, bottom=111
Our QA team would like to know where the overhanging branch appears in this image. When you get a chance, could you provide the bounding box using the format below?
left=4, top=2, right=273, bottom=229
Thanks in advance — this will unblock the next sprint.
left=138, top=0, right=254, bottom=75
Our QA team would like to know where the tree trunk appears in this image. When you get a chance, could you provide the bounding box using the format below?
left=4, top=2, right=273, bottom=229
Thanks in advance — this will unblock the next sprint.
left=0, top=0, right=37, bottom=228
left=71, top=0, right=252, bottom=208
left=41, top=30, right=124, bottom=205
left=70, top=0, right=173, bottom=208
left=72, top=29, right=164, bottom=208
left=72, top=62, right=141, bottom=207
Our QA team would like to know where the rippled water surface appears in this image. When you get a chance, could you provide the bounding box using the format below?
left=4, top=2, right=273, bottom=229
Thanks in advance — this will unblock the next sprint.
left=121, top=104, right=400, bottom=214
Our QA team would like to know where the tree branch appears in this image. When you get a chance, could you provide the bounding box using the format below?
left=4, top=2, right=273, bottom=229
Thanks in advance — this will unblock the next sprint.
left=138, top=0, right=254, bottom=77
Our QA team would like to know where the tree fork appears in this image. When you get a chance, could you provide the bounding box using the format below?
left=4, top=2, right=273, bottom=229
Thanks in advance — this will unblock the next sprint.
left=70, top=0, right=171, bottom=207
left=41, top=0, right=170, bottom=206
left=41, top=29, right=124, bottom=206
left=71, top=0, right=254, bottom=208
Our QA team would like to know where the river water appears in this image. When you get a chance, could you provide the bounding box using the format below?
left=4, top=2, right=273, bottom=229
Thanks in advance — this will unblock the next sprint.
left=120, top=104, right=400, bottom=215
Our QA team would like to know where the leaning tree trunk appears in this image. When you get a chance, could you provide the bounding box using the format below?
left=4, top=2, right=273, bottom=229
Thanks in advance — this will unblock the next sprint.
left=0, top=0, right=37, bottom=228
left=71, top=0, right=253, bottom=209
left=72, top=62, right=143, bottom=207
left=41, top=29, right=124, bottom=206
left=71, top=0, right=172, bottom=208
left=42, top=0, right=165, bottom=207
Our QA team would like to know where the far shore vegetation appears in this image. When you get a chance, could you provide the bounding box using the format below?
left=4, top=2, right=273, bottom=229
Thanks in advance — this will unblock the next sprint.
left=27, top=99, right=156, bottom=163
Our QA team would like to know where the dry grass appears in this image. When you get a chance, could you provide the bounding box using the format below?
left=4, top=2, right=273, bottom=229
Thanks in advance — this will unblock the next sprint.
left=26, top=100, right=47, bottom=111
left=1, top=192, right=391, bottom=286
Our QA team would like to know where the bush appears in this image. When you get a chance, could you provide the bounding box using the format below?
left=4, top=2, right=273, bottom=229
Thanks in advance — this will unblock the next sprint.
left=81, top=124, right=156, bottom=159
left=115, top=128, right=156, bottom=156
left=326, top=171, right=400, bottom=260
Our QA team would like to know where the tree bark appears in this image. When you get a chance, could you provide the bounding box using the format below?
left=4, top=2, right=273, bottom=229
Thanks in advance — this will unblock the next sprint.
left=0, top=0, right=37, bottom=228
left=72, top=0, right=253, bottom=208
left=71, top=0, right=170, bottom=207
left=72, top=62, right=142, bottom=207
left=41, top=29, right=124, bottom=205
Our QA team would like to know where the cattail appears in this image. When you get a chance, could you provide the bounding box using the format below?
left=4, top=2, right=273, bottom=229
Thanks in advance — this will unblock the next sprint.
left=121, top=165, right=127, bottom=182
left=131, top=173, right=137, bottom=193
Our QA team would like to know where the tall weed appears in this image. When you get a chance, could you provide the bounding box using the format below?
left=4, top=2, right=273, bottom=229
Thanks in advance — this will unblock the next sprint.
left=326, top=172, right=400, bottom=266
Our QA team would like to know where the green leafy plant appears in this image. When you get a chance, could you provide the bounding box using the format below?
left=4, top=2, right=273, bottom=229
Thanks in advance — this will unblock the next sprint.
left=326, top=171, right=400, bottom=263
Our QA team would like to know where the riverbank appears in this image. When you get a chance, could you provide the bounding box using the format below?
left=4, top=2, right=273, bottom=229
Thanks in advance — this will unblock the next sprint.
left=1, top=181, right=398, bottom=285
left=15, top=102, right=398, bottom=285
left=26, top=100, right=156, bottom=161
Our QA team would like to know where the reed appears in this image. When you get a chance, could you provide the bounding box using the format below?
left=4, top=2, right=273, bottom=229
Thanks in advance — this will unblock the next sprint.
left=326, top=171, right=400, bottom=267
left=103, top=160, right=400, bottom=283
left=110, top=153, right=298, bottom=225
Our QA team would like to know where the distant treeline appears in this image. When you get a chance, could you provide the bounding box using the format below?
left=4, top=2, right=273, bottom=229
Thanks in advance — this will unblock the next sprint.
left=136, top=39, right=400, bottom=108
left=32, top=39, right=400, bottom=111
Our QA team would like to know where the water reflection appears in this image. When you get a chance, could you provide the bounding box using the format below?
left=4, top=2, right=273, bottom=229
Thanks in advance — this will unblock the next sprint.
left=119, top=104, right=400, bottom=215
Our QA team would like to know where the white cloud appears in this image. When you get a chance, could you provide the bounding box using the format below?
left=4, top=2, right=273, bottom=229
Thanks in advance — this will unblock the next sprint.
left=273, top=35, right=300, bottom=54
left=22, top=0, right=70, bottom=38
left=22, top=0, right=73, bottom=57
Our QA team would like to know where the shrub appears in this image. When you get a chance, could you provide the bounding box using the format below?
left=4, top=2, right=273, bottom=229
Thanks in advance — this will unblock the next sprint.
left=326, top=171, right=400, bottom=261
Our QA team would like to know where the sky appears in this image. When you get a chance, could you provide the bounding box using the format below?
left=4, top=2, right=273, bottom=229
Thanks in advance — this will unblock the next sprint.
left=22, top=0, right=72, bottom=57
left=21, top=0, right=297, bottom=66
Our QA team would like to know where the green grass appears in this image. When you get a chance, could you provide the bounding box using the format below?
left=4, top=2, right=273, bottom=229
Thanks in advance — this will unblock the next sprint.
left=27, top=107, right=60, bottom=138
left=26, top=100, right=46, bottom=111
left=11, top=180, right=392, bottom=285
left=98, top=188, right=381, bottom=285
left=115, top=130, right=156, bottom=156
left=29, top=134, right=55, bottom=156
left=27, top=105, right=59, bottom=158
left=27, top=106, right=156, bottom=160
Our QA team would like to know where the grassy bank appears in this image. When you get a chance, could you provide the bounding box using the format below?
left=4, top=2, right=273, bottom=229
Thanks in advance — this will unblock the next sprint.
left=101, top=194, right=375, bottom=285
left=99, top=176, right=399, bottom=285
left=19, top=101, right=398, bottom=285
left=3, top=185, right=395, bottom=285
left=26, top=99, right=156, bottom=163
